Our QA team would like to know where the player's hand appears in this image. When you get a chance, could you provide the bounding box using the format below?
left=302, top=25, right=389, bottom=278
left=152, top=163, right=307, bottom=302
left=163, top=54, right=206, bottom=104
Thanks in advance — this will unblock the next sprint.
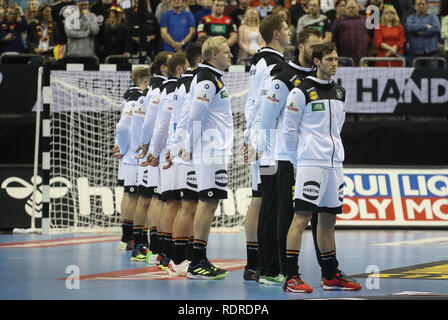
left=135, top=144, right=149, bottom=159
left=163, top=151, right=172, bottom=170
left=181, top=148, right=191, bottom=162
left=112, top=145, right=122, bottom=158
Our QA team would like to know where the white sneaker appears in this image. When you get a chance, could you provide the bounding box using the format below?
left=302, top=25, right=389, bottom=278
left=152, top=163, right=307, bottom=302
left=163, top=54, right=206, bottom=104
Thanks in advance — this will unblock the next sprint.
left=168, top=260, right=190, bottom=276
left=118, top=242, right=127, bottom=251
left=146, top=252, right=158, bottom=265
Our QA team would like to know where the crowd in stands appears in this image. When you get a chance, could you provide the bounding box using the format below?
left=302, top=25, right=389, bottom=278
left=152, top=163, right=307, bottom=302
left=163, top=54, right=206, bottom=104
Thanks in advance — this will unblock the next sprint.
left=1, top=0, right=447, bottom=67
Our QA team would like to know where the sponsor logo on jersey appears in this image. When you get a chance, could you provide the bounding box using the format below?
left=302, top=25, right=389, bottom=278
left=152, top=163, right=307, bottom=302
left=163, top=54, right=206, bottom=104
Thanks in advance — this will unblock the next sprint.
left=267, top=91, right=280, bottom=103
left=311, top=102, right=325, bottom=111
left=196, top=91, right=210, bottom=104
left=186, top=171, right=197, bottom=189
left=286, top=100, right=298, bottom=113
left=294, top=79, right=301, bottom=87
left=220, top=90, right=229, bottom=99
left=216, top=79, right=223, bottom=89
left=215, top=170, right=228, bottom=187
left=309, top=91, right=319, bottom=100
left=302, top=181, right=320, bottom=201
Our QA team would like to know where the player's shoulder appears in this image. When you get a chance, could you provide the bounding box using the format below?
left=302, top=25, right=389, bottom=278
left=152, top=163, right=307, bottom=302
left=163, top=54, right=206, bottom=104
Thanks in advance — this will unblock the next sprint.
left=195, top=64, right=224, bottom=92
left=331, top=82, right=346, bottom=102
left=252, top=47, right=284, bottom=67
left=126, top=88, right=143, bottom=102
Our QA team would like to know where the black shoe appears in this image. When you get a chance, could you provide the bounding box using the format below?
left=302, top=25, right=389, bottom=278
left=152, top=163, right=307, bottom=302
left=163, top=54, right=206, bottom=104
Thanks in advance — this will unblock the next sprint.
left=187, top=259, right=228, bottom=280
left=158, top=254, right=170, bottom=270
left=130, top=244, right=149, bottom=262
left=243, top=266, right=259, bottom=281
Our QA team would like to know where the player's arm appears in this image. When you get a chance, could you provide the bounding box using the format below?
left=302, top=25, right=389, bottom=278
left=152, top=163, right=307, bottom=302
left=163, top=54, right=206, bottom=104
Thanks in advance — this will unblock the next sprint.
left=257, top=79, right=288, bottom=157
left=115, top=101, right=133, bottom=156
left=186, top=79, right=216, bottom=153
left=140, top=90, right=159, bottom=148
left=283, top=88, right=306, bottom=168
left=171, top=89, right=192, bottom=159
left=148, top=91, right=173, bottom=159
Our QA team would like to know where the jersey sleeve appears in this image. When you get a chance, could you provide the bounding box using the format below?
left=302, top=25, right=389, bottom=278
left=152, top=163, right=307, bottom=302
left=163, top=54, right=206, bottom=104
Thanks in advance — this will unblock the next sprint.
left=115, top=101, right=133, bottom=155
left=283, top=88, right=306, bottom=167
left=171, top=87, right=192, bottom=158
left=129, top=95, right=146, bottom=153
left=149, top=90, right=174, bottom=158
left=140, top=89, right=160, bottom=146
left=257, top=79, right=289, bottom=156
left=186, top=79, right=216, bottom=153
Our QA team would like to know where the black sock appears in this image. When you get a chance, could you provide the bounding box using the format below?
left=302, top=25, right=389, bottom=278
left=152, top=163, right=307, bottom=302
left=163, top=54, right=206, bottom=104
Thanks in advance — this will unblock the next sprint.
left=164, top=233, right=173, bottom=260
left=122, top=222, right=133, bottom=242
left=191, top=239, right=207, bottom=266
left=158, top=232, right=165, bottom=257
left=132, top=226, right=144, bottom=247
left=246, top=242, right=258, bottom=270
left=149, top=227, right=158, bottom=253
left=286, top=250, right=300, bottom=278
left=321, top=251, right=337, bottom=280
left=186, top=237, right=194, bottom=261
left=173, top=237, right=189, bottom=264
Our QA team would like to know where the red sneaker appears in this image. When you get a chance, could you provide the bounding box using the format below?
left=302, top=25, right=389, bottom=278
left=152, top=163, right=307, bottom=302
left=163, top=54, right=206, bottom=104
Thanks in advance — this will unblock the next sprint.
left=323, top=273, right=362, bottom=291
left=282, top=275, right=313, bottom=293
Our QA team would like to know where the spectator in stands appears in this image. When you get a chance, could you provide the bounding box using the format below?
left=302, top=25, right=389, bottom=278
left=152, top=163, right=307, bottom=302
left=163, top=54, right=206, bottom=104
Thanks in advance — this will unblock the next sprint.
left=194, top=0, right=212, bottom=25
left=197, top=0, right=237, bottom=43
left=228, top=0, right=249, bottom=28
left=442, top=14, right=448, bottom=59
left=256, top=0, right=274, bottom=19
left=325, top=0, right=345, bottom=26
left=374, top=4, right=405, bottom=66
left=237, top=6, right=264, bottom=65
left=155, top=0, right=172, bottom=21
left=197, top=0, right=238, bottom=61
left=64, top=0, right=99, bottom=59
left=188, top=0, right=203, bottom=14
left=160, top=0, right=196, bottom=52
left=426, top=0, right=440, bottom=16
left=97, top=4, right=131, bottom=62
left=25, top=0, right=39, bottom=23
left=290, top=0, right=309, bottom=28
left=441, top=0, right=448, bottom=17
left=126, top=0, right=160, bottom=59
left=406, top=0, right=441, bottom=68
left=320, top=0, right=334, bottom=13
left=91, top=0, right=112, bottom=29
left=51, top=0, right=76, bottom=45
left=0, top=4, right=27, bottom=54
left=296, top=0, right=332, bottom=42
left=397, top=0, right=414, bottom=22
left=26, top=3, right=61, bottom=56
left=332, top=0, right=370, bottom=65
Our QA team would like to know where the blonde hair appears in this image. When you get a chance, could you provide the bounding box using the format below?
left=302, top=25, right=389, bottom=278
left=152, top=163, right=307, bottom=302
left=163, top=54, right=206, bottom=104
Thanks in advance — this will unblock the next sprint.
left=131, top=67, right=150, bottom=86
left=381, top=5, right=400, bottom=27
left=201, top=36, right=228, bottom=61
left=242, top=7, right=260, bottom=27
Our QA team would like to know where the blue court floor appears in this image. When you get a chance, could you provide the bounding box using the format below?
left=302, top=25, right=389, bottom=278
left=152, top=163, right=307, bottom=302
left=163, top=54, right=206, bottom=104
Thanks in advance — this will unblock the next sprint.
left=0, top=229, right=447, bottom=300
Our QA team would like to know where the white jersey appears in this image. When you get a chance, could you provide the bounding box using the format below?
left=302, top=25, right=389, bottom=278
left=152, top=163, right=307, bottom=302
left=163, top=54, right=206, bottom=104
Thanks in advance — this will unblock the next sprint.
left=116, top=87, right=143, bottom=166
left=186, top=63, right=233, bottom=163
left=148, top=78, right=178, bottom=159
left=244, top=47, right=284, bottom=147
left=283, top=76, right=347, bottom=168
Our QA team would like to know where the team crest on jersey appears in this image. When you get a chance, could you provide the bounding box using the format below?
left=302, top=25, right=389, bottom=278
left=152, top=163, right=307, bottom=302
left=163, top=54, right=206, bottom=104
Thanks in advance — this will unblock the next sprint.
left=309, top=91, right=318, bottom=100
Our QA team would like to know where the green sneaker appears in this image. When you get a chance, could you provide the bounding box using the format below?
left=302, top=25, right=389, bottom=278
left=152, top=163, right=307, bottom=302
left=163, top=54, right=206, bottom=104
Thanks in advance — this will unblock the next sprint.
left=130, top=245, right=149, bottom=262
left=259, top=274, right=284, bottom=286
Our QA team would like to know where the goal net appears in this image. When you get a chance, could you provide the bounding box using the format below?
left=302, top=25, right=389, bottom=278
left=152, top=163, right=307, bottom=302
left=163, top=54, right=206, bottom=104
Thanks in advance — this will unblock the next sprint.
left=47, top=68, right=251, bottom=233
